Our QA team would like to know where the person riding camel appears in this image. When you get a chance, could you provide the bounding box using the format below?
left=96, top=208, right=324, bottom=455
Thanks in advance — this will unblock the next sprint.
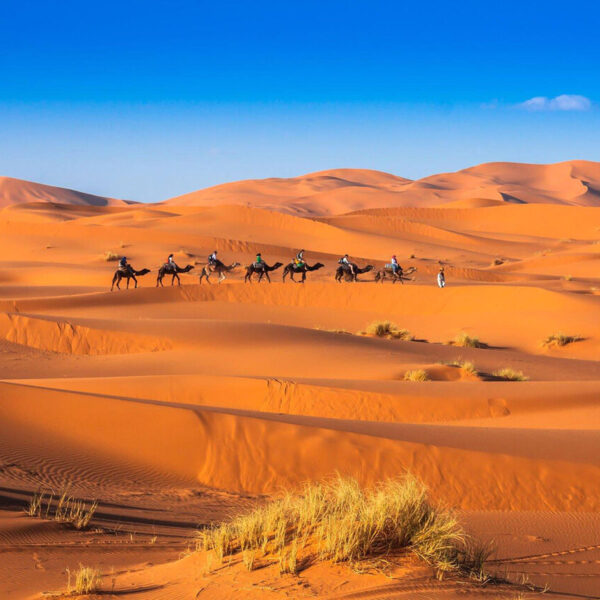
left=118, top=256, right=129, bottom=272
left=339, top=254, right=356, bottom=276
left=255, top=253, right=264, bottom=270
left=208, top=250, right=218, bottom=267
left=391, top=255, right=399, bottom=274
left=166, top=253, right=178, bottom=273
left=294, top=249, right=305, bottom=268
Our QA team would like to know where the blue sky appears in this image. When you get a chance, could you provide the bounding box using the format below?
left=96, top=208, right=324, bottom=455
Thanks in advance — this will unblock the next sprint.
left=1, top=0, right=599, bottom=202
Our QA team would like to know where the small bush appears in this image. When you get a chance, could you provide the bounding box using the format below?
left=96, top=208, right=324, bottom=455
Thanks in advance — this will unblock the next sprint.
left=542, top=333, right=583, bottom=348
left=104, top=251, right=120, bottom=262
left=66, top=564, right=102, bottom=595
left=404, top=369, right=430, bottom=382
left=563, top=275, right=572, bottom=281
left=197, top=475, right=487, bottom=579
left=450, top=332, right=484, bottom=348
left=491, top=258, right=503, bottom=266
left=25, top=488, right=97, bottom=530
left=493, top=368, right=529, bottom=381
left=362, top=321, right=413, bottom=340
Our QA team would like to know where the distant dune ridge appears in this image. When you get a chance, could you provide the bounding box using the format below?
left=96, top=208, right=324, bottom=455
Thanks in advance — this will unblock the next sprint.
left=3, top=160, right=600, bottom=214
left=165, top=160, right=600, bottom=215
left=0, top=176, right=131, bottom=208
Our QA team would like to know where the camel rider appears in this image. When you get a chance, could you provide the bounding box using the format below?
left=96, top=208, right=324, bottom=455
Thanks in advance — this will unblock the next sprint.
left=339, top=254, right=356, bottom=276
left=119, top=256, right=129, bottom=272
left=391, top=255, right=399, bottom=274
left=208, top=250, right=218, bottom=266
left=437, top=267, right=446, bottom=289
left=166, top=253, right=178, bottom=272
left=295, top=249, right=305, bottom=268
left=255, top=253, right=264, bottom=270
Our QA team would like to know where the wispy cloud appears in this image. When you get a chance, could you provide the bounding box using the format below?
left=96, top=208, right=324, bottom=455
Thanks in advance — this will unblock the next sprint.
left=518, top=94, right=592, bottom=111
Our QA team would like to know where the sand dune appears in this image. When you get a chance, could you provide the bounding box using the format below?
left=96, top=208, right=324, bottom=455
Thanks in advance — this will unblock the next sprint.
left=165, top=160, right=600, bottom=215
left=0, top=176, right=130, bottom=208
left=0, top=163, right=599, bottom=599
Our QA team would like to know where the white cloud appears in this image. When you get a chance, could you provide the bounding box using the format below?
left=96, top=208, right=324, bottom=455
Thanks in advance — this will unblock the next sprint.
left=519, top=94, right=592, bottom=111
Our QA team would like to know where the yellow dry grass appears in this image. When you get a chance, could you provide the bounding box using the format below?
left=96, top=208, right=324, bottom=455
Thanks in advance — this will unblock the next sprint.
left=440, top=359, right=477, bottom=377
left=104, top=251, right=120, bottom=261
left=403, top=369, right=430, bottom=382
left=493, top=368, right=529, bottom=381
left=66, top=564, right=102, bottom=595
left=541, top=333, right=583, bottom=348
left=196, top=475, right=488, bottom=579
left=361, top=321, right=413, bottom=340
left=26, top=488, right=98, bottom=530
left=450, top=332, right=484, bottom=348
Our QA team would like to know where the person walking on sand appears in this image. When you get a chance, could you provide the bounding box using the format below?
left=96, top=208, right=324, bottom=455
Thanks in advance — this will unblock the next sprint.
left=437, top=267, right=445, bottom=288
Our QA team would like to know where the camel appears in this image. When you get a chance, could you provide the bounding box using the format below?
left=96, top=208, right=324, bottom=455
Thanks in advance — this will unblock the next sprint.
left=156, top=264, right=194, bottom=287
left=111, top=266, right=151, bottom=291
left=198, top=261, right=240, bottom=284
left=282, top=262, right=325, bottom=283
left=374, top=266, right=417, bottom=284
left=244, top=262, right=283, bottom=283
left=334, top=263, right=374, bottom=283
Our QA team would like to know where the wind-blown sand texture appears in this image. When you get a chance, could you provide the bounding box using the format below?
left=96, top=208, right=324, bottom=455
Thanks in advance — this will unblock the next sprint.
left=0, top=161, right=599, bottom=599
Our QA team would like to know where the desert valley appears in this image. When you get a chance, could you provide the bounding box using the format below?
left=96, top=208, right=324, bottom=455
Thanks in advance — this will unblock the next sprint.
left=0, top=159, right=599, bottom=599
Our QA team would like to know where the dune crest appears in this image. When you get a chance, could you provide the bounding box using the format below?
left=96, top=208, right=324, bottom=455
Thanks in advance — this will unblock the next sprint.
left=0, top=176, right=130, bottom=208
left=165, top=160, right=600, bottom=215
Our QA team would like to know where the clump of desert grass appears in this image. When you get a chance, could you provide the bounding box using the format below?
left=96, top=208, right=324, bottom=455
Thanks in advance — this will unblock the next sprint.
left=440, top=359, right=477, bottom=377
left=493, top=368, right=529, bottom=382
left=104, top=250, right=120, bottom=262
left=541, top=333, right=583, bottom=348
left=196, top=475, right=490, bottom=580
left=491, top=258, right=503, bottom=266
left=403, top=369, right=430, bottom=382
left=26, top=487, right=98, bottom=530
left=360, top=320, right=413, bottom=340
left=65, top=564, right=102, bottom=595
left=448, top=332, right=484, bottom=349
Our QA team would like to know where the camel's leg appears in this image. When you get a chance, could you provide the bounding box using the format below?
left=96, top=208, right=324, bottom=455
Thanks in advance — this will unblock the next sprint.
left=265, top=271, right=271, bottom=283
left=219, top=272, right=225, bottom=283
left=111, top=274, right=117, bottom=291
left=133, top=275, right=138, bottom=288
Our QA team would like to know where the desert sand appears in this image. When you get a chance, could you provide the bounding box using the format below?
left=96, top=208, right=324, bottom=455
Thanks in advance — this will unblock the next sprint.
left=0, top=160, right=599, bottom=599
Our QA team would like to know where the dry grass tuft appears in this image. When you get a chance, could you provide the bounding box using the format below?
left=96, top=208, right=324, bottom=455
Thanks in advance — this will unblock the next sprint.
left=196, top=475, right=488, bottom=579
left=66, top=564, right=102, bottom=595
left=104, top=251, right=120, bottom=262
left=541, top=333, right=583, bottom=348
left=493, top=368, right=529, bottom=381
left=26, top=488, right=98, bottom=530
left=403, top=369, right=430, bottom=382
left=441, top=359, right=478, bottom=377
left=449, top=332, right=484, bottom=348
left=361, top=321, right=413, bottom=340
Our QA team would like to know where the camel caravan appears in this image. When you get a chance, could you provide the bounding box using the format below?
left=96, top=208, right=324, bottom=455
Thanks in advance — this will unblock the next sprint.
left=110, top=249, right=417, bottom=290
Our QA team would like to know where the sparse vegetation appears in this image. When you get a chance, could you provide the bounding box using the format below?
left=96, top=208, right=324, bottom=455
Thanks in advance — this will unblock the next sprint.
left=404, top=369, right=430, bottom=382
left=361, top=320, right=413, bottom=340
left=440, top=359, right=478, bottom=377
left=104, top=250, right=120, bottom=261
left=493, top=368, right=529, bottom=381
left=197, top=475, right=491, bottom=579
left=26, top=488, right=98, bottom=530
left=563, top=274, right=572, bottom=281
left=449, top=332, right=484, bottom=348
left=541, top=333, right=583, bottom=348
left=492, top=258, right=503, bottom=266
left=66, top=564, right=102, bottom=595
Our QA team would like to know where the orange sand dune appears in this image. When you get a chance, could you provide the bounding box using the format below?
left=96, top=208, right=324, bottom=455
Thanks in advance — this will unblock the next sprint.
left=0, top=164, right=599, bottom=599
left=0, top=176, right=131, bottom=208
left=164, top=160, right=600, bottom=215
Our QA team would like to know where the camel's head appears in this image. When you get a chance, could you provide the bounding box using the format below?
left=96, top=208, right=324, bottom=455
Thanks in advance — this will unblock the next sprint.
left=314, top=262, right=325, bottom=269
left=231, top=262, right=240, bottom=268
left=183, top=264, right=195, bottom=272
left=273, top=262, right=284, bottom=269
left=364, top=265, right=374, bottom=272
left=137, top=268, right=151, bottom=276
